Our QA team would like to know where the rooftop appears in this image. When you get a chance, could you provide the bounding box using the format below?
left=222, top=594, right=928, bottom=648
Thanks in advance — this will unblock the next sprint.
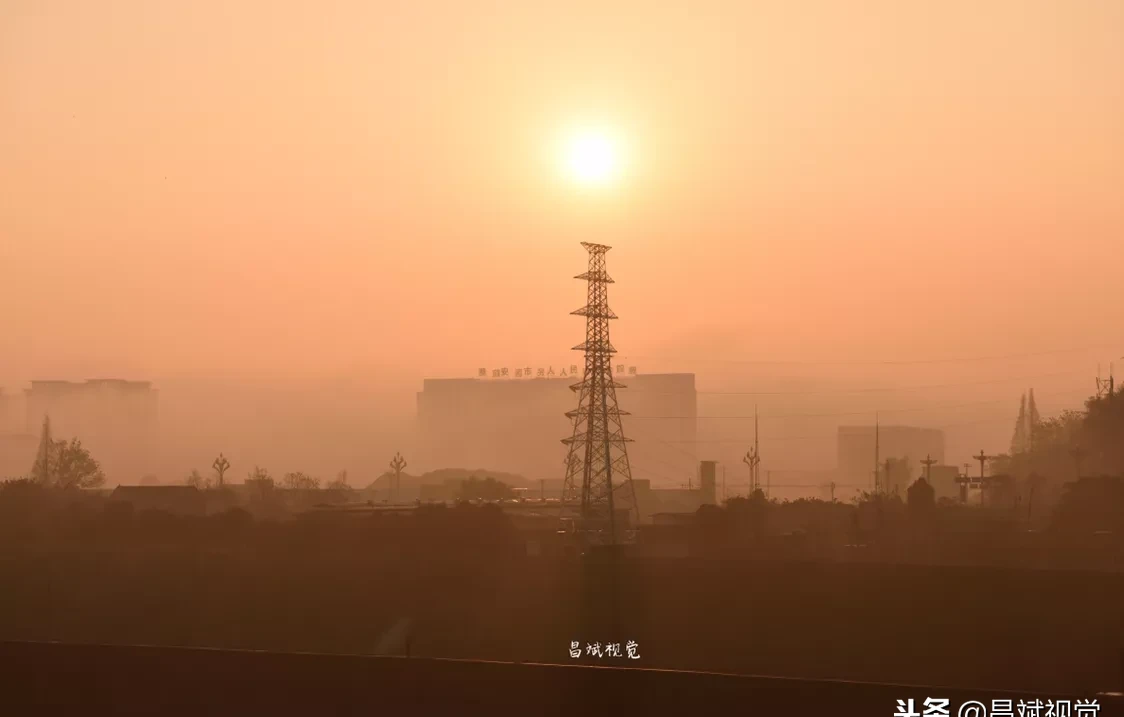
left=112, top=486, right=201, bottom=497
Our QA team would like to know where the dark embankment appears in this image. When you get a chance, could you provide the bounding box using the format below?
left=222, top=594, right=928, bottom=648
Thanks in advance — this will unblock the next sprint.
left=4, top=641, right=1118, bottom=717
left=0, top=553, right=1121, bottom=695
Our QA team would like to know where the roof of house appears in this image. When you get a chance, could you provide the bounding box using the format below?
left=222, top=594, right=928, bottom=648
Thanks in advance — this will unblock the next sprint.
left=111, top=485, right=202, bottom=498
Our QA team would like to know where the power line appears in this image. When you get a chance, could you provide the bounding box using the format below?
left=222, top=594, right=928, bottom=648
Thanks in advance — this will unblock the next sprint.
left=628, top=426, right=702, bottom=464
left=626, top=387, right=1087, bottom=420
left=629, top=463, right=679, bottom=485
left=615, top=344, right=1123, bottom=367
left=655, top=413, right=1041, bottom=444
left=620, top=369, right=1089, bottom=396
left=621, top=432, right=697, bottom=476
left=477, top=386, right=1085, bottom=421
left=723, top=483, right=866, bottom=489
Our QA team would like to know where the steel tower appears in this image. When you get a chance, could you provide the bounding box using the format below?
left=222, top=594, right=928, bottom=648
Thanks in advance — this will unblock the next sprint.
left=561, top=242, right=638, bottom=544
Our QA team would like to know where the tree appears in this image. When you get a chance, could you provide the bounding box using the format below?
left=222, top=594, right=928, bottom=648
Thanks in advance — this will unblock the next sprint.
left=30, top=417, right=106, bottom=489
left=52, top=439, right=106, bottom=489
left=280, top=471, right=320, bottom=490
left=1082, top=388, right=1124, bottom=476
left=29, top=419, right=106, bottom=490
left=907, top=477, right=935, bottom=512
left=1050, top=475, right=1124, bottom=535
left=325, top=470, right=350, bottom=491
left=1034, top=410, right=1084, bottom=447
left=245, top=467, right=276, bottom=502
left=726, top=492, right=770, bottom=543
left=989, top=453, right=1012, bottom=476
left=185, top=469, right=210, bottom=489
left=29, top=416, right=55, bottom=485
left=245, top=466, right=274, bottom=492
left=457, top=476, right=515, bottom=501
left=1011, top=392, right=1028, bottom=454
left=983, top=473, right=1018, bottom=510
left=1027, top=388, right=1041, bottom=450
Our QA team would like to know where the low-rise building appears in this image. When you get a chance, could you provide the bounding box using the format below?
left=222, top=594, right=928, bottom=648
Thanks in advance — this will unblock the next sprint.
left=631, top=461, right=719, bottom=521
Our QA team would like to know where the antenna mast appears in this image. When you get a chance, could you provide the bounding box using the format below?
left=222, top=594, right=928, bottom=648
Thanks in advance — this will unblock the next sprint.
left=744, top=405, right=761, bottom=498
left=754, top=404, right=760, bottom=492
left=874, top=413, right=880, bottom=494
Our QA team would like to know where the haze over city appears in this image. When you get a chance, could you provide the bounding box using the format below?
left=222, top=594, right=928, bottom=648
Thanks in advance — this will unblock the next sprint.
left=3, top=2, right=1124, bottom=713
left=4, top=1, right=1122, bottom=485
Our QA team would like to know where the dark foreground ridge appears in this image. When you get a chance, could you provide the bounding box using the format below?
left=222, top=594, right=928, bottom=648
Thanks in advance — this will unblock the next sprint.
left=4, top=640, right=1120, bottom=717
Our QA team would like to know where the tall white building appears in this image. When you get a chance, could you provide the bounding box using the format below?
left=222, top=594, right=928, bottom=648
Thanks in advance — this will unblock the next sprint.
left=416, top=373, right=697, bottom=485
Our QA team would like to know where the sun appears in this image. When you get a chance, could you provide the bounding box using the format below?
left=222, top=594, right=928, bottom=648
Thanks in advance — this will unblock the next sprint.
left=560, top=128, right=623, bottom=188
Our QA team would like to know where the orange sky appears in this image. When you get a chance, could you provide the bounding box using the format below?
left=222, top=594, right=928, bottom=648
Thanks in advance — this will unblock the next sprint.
left=2, top=1, right=1122, bottom=476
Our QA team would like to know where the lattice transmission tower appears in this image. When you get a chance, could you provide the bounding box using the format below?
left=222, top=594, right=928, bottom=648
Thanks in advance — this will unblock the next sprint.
left=561, top=242, right=639, bottom=545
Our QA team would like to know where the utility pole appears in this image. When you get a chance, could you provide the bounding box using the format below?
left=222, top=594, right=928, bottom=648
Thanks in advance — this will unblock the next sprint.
left=389, top=452, right=407, bottom=504
left=754, top=404, right=760, bottom=494
left=743, top=449, right=759, bottom=496
left=974, top=450, right=993, bottom=507
left=973, top=450, right=991, bottom=481
left=920, top=454, right=937, bottom=483
left=956, top=465, right=972, bottom=504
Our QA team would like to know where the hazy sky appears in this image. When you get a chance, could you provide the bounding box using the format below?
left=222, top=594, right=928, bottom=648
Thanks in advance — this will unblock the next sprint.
left=2, top=1, right=1122, bottom=475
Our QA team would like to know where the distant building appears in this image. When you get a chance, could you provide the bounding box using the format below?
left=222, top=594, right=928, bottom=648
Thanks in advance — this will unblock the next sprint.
left=25, top=379, right=158, bottom=484
left=416, top=373, right=697, bottom=485
left=631, top=461, right=718, bottom=521
left=925, top=465, right=962, bottom=501
left=837, top=425, right=945, bottom=486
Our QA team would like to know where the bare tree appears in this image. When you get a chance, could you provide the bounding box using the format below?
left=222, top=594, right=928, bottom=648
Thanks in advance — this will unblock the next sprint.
left=185, top=469, right=210, bottom=489
left=325, top=470, right=350, bottom=491
left=280, top=471, right=320, bottom=490
left=245, top=467, right=275, bottom=501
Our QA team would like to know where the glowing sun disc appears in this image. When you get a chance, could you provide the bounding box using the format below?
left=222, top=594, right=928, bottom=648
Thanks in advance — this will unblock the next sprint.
left=561, top=129, right=622, bottom=187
